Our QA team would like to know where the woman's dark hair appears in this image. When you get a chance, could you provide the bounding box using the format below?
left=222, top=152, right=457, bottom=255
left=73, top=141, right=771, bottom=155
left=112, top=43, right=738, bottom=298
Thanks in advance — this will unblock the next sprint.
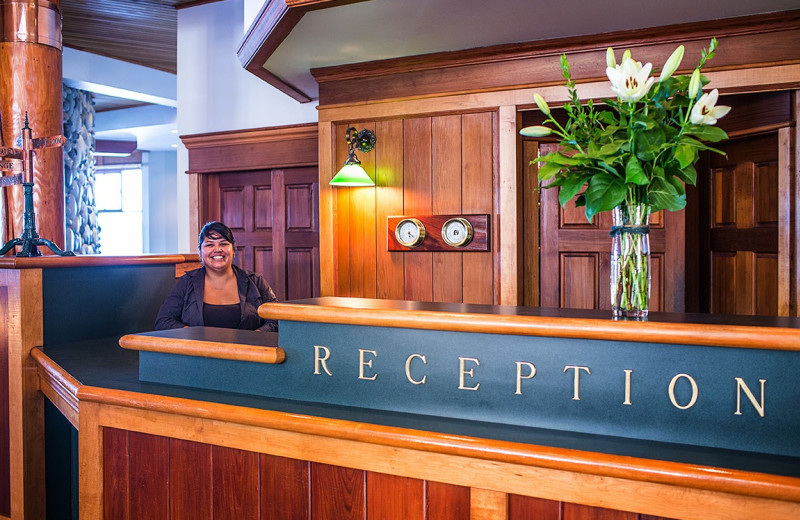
left=198, top=221, right=235, bottom=248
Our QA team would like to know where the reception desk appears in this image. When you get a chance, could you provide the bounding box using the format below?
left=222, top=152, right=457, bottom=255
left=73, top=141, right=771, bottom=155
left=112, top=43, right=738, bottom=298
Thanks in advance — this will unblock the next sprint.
left=31, top=297, right=800, bottom=519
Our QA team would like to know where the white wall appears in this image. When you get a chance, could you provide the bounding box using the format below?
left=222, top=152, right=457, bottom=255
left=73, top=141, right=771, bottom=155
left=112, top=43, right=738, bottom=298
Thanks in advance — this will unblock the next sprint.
left=176, top=0, right=319, bottom=252
left=144, top=151, right=179, bottom=254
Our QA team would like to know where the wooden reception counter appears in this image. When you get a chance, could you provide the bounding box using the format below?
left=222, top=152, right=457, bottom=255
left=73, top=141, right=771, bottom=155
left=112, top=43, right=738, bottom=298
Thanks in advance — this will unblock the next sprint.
left=31, top=297, right=800, bottom=520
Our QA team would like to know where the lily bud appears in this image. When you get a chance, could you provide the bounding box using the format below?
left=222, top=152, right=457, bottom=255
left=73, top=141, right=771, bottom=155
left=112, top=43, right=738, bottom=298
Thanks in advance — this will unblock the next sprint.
left=533, top=93, right=550, bottom=116
left=622, top=49, right=632, bottom=62
left=659, top=45, right=684, bottom=81
left=606, top=47, right=616, bottom=69
left=688, top=68, right=701, bottom=98
left=520, top=125, right=552, bottom=137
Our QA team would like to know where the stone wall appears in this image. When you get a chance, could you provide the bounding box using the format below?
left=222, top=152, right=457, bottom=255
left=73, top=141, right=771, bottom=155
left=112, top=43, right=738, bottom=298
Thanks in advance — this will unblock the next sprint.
left=62, top=85, right=100, bottom=253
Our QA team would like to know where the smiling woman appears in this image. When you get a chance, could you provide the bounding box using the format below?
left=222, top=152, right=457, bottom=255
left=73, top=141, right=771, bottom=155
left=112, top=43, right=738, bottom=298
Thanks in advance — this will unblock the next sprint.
left=154, top=221, right=279, bottom=331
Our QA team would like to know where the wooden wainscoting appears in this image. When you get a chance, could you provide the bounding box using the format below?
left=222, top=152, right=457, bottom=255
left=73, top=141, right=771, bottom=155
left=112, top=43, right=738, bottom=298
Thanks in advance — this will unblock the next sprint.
left=327, top=113, right=497, bottom=304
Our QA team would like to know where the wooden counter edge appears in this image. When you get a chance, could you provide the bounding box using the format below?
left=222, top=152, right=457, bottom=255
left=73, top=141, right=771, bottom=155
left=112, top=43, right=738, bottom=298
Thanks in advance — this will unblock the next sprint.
left=118, top=334, right=286, bottom=364
left=72, top=382, right=800, bottom=504
left=0, top=254, right=193, bottom=269
left=259, top=302, right=800, bottom=351
left=31, top=348, right=80, bottom=429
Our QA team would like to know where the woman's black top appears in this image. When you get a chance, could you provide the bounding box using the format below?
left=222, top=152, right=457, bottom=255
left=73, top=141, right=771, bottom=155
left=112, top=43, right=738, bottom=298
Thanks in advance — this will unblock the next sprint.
left=202, top=303, right=241, bottom=329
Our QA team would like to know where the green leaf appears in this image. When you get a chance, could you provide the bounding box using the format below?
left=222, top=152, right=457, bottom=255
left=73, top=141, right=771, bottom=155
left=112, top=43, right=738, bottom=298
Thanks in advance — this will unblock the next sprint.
left=667, top=175, right=686, bottom=197
left=558, top=173, right=591, bottom=206
left=634, top=126, right=666, bottom=161
left=683, top=124, right=729, bottom=142
left=537, top=161, right=564, bottom=182
left=648, top=177, right=686, bottom=212
left=584, top=173, right=626, bottom=221
left=625, top=155, right=648, bottom=185
left=678, top=163, right=697, bottom=186
left=674, top=143, right=696, bottom=168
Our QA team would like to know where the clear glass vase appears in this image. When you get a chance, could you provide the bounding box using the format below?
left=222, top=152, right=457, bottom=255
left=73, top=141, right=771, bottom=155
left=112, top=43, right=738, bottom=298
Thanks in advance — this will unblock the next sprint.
left=610, top=203, right=651, bottom=319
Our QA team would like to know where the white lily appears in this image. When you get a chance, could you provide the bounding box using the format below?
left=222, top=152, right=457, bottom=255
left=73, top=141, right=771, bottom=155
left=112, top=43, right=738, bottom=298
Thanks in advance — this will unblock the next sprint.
left=520, top=125, right=552, bottom=137
left=606, top=56, right=655, bottom=102
left=690, top=89, right=731, bottom=125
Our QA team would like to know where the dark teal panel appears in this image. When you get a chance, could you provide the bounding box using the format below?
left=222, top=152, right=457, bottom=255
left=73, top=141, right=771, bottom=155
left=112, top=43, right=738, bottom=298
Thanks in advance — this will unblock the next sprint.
left=42, top=265, right=175, bottom=344
left=139, top=321, right=800, bottom=458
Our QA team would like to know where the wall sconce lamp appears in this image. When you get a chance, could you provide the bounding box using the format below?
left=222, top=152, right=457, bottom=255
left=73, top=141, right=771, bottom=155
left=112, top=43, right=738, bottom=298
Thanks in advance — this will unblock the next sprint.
left=330, top=127, right=377, bottom=187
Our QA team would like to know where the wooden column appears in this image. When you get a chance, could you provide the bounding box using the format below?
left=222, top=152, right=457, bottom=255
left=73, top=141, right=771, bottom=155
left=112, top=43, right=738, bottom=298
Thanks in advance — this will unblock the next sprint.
left=0, top=0, right=65, bottom=254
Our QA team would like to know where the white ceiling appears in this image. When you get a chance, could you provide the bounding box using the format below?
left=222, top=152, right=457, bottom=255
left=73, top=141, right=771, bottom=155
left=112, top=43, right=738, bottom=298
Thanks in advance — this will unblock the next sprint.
left=265, top=0, right=800, bottom=100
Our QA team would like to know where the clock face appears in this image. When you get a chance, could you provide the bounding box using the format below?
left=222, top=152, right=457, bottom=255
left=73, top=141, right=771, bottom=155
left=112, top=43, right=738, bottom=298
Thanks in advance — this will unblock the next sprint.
left=395, top=218, right=426, bottom=247
left=442, top=218, right=473, bottom=247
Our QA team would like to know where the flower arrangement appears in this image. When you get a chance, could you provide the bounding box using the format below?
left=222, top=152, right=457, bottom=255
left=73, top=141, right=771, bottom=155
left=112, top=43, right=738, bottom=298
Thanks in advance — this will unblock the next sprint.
left=521, top=38, right=730, bottom=221
left=521, top=40, right=731, bottom=317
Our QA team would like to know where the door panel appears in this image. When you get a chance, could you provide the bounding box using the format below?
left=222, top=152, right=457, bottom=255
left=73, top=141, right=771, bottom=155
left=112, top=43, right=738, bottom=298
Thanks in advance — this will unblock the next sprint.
left=707, top=133, right=782, bottom=315
left=205, top=168, right=319, bottom=301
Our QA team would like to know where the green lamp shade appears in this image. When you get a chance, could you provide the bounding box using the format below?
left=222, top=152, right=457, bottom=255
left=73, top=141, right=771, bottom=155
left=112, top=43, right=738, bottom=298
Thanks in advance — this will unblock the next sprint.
left=330, top=163, right=375, bottom=187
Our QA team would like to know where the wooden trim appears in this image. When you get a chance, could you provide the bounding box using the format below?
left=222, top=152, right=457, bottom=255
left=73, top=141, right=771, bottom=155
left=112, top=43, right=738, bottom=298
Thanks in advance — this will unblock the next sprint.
left=78, top=401, right=103, bottom=520
left=779, top=127, right=791, bottom=316
left=31, top=348, right=80, bottom=428
left=794, top=91, right=800, bottom=317
left=317, top=65, right=800, bottom=123
left=258, top=300, right=800, bottom=350
left=180, top=123, right=319, bottom=175
left=318, top=121, right=335, bottom=296
left=181, top=123, right=318, bottom=149
left=175, top=0, right=225, bottom=9
left=71, top=384, right=800, bottom=505
left=498, top=106, right=519, bottom=305
left=0, top=254, right=190, bottom=270
left=118, top=334, right=286, bottom=364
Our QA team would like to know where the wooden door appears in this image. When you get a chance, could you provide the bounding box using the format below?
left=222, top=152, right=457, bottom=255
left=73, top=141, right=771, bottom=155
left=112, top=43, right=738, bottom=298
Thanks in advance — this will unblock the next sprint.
left=538, top=143, right=685, bottom=312
left=702, top=133, right=787, bottom=316
left=204, top=167, right=320, bottom=301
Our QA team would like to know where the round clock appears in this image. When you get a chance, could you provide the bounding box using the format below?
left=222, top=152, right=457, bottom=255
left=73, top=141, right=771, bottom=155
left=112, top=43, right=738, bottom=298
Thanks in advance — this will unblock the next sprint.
left=442, top=217, right=474, bottom=247
left=395, top=218, right=426, bottom=247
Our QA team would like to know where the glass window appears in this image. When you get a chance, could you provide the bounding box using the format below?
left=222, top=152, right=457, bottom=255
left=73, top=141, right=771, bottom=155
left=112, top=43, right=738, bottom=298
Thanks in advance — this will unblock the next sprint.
left=95, top=167, right=143, bottom=255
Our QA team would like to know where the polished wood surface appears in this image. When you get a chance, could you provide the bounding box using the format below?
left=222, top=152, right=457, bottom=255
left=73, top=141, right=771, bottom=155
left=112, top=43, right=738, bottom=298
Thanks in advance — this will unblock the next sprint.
left=118, top=333, right=285, bottom=364
left=259, top=297, right=800, bottom=350
left=328, top=114, right=495, bottom=303
left=0, top=253, right=191, bottom=270
left=0, top=287, right=9, bottom=516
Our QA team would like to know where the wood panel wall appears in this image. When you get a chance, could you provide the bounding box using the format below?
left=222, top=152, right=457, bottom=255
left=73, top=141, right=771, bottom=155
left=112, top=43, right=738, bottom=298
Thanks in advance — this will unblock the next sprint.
left=329, top=114, right=496, bottom=304
left=0, top=286, right=9, bottom=517
left=102, top=428, right=675, bottom=520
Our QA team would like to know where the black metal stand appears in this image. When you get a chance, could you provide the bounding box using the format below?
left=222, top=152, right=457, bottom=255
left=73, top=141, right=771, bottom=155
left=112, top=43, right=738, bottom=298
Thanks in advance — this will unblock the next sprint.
left=0, top=182, right=74, bottom=257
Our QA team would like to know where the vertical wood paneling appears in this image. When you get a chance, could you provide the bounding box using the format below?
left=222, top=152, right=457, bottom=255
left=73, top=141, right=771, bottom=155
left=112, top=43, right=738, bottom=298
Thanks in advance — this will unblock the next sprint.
left=461, top=112, right=495, bottom=304
left=272, top=170, right=288, bottom=299
left=522, top=141, right=540, bottom=306
left=170, top=438, right=212, bottom=520
left=261, top=454, right=309, bottom=520
left=0, top=287, right=8, bottom=516
left=103, top=428, right=129, bottom=520
left=376, top=119, right=406, bottom=299
left=470, top=488, right=508, bottom=520
left=335, top=124, right=352, bottom=296
left=756, top=254, right=779, bottom=315
left=213, top=446, right=260, bottom=520
left=128, top=432, right=169, bottom=520
left=222, top=187, right=247, bottom=231
left=255, top=185, right=273, bottom=230
left=311, top=463, right=364, bottom=520
left=427, top=481, right=470, bottom=520
left=350, top=122, right=378, bottom=298
left=366, top=472, right=424, bottom=520
left=563, top=502, right=637, bottom=520
left=403, top=117, right=434, bottom=301
left=561, top=254, right=599, bottom=309
left=432, top=114, right=463, bottom=303
left=287, top=249, right=314, bottom=299
left=508, top=494, right=560, bottom=519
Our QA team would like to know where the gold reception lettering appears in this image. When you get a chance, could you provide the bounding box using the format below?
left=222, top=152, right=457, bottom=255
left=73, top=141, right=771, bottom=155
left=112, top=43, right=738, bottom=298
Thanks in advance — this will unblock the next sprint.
left=358, top=349, right=379, bottom=381
left=515, top=362, right=536, bottom=395
left=668, top=373, right=698, bottom=409
left=313, top=345, right=333, bottom=376
left=734, top=377, right=766, bottom=417
left=405, top=354, right=428, bottom=385
left=564, top=365, right=591, bottom=401
left=459, top=357, right=481, bottom=391
left=623, top=369, right=633, bottom=405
